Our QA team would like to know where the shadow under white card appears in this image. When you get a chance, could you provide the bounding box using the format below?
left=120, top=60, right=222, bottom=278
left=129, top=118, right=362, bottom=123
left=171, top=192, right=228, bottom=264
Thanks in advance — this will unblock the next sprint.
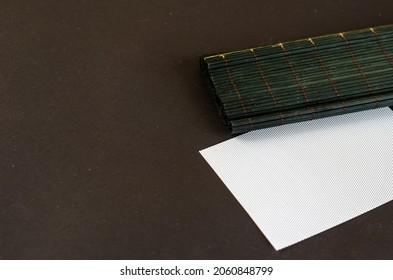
left=200, top=108, right=393, bottom=250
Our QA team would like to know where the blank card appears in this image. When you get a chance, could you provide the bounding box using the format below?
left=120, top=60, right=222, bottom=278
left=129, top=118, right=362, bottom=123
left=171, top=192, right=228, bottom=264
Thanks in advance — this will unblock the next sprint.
left=200, top=108, right=393, bottom=250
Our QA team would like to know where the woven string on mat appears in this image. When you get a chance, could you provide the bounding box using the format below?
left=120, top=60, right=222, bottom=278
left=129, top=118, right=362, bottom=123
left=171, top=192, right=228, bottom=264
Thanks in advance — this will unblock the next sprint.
left=200, top=24, right=393, bottom=134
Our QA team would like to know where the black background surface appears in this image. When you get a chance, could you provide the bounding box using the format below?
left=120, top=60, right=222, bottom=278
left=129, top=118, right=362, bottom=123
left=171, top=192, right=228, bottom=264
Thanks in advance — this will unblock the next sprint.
left=1, top=0, right=392, bottom=259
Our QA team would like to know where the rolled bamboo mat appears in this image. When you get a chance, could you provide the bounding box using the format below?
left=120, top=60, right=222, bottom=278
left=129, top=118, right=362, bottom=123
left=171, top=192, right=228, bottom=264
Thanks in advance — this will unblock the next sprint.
left=200, top=25, right=393, bottom=134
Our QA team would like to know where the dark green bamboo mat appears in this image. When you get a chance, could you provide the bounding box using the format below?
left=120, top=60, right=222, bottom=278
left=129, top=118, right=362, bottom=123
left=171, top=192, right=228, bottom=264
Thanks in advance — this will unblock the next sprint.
left=200, top=25, right=393, bottom=134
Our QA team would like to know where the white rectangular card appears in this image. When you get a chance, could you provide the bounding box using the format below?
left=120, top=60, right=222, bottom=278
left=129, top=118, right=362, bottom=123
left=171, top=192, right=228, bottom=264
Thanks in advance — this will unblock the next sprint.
left=200, top=108, right=393, bottom=250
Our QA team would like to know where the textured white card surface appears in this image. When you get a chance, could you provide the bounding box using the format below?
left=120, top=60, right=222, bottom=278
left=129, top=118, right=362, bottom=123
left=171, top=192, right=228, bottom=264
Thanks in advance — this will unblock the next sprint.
left=200, top=108, right=393, bottom=250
